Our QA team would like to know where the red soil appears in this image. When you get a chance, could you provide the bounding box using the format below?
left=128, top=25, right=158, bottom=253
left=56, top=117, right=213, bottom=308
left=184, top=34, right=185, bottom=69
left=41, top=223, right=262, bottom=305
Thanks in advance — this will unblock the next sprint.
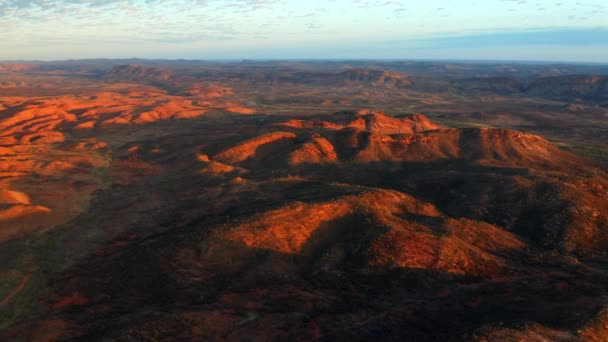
left=214, top=132, right=298, bottom=164
left=199, top=189, right=523, bottom=278
left=288, top=135, right=338, bottom=165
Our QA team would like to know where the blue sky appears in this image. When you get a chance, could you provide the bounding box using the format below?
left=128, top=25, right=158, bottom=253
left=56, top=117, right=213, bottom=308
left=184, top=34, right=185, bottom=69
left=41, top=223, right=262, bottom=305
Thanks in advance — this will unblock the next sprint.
left=0, top=0, right=607, bottom=62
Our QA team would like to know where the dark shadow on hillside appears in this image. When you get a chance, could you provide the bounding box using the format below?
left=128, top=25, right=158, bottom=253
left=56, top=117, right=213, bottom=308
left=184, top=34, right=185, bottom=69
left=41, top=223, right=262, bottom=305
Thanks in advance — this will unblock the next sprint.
left=286, top=159, right=581, bottom=251
left=19, top=212, right=607, bottom=341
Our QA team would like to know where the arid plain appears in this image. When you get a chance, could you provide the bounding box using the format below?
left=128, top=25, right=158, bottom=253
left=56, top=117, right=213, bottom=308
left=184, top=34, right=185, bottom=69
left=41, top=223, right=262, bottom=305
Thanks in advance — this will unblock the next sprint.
left=1, top=60, right=608, bottom=340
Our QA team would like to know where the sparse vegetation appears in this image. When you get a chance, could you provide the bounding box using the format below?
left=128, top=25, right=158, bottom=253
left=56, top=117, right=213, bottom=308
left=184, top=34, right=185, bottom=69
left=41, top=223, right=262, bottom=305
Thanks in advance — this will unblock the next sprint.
left=1, top=61, right=607, bottom=340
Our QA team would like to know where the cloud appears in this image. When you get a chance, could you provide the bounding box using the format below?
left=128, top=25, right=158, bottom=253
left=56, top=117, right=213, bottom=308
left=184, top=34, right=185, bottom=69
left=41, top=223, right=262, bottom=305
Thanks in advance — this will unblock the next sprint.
left=412, top=28, right=608, bottom=49
left=0, top=0, right=279, bottom=19
left=1, top=0, right=607, bottom=61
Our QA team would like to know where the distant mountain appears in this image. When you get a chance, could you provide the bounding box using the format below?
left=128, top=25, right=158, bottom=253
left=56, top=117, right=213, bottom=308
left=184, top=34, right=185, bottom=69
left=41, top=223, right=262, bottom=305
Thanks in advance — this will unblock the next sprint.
left=525, top=74, right=608, bottom=103
left=0, top=64, right=37, bottom=72
left=100, top=65, right=608, bottom=103
left=103, top=64, right=174, bottom=83
left=337, top=68, right=412, bottom=87
left=450, top=77, right=524, bottom=95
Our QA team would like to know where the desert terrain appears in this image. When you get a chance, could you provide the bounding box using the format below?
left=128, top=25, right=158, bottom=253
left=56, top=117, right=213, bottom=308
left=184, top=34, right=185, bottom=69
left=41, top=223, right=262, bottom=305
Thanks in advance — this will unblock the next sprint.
left=0, top=60, right=607, bottom=341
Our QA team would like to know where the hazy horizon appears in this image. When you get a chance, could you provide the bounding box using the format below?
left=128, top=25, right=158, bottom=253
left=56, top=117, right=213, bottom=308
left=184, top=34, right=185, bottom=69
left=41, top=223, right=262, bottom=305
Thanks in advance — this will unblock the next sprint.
left=3, top=57, right=608, bottom=66
left=1, top=0, right=607, bottom=62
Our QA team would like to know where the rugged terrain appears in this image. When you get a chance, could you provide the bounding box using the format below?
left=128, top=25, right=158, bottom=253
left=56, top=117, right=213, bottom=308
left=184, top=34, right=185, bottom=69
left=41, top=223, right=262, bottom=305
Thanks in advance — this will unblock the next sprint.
left=0, top=60, right=607, bottom=341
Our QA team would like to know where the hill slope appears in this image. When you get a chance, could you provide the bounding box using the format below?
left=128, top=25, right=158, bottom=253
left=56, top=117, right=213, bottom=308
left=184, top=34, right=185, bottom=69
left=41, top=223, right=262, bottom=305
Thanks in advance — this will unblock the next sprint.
left=1, top=109, right=607, bottom=341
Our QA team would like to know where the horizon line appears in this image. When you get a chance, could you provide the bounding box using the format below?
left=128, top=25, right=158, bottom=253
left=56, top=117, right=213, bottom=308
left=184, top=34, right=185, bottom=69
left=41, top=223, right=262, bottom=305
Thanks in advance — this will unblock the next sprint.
left=2, top=58, right=608, bottom=66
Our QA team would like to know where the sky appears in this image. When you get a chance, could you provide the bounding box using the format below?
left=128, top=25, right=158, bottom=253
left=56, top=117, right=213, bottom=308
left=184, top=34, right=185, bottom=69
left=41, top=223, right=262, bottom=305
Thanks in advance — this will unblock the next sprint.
left=0, top=0, right=607, bottom=62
